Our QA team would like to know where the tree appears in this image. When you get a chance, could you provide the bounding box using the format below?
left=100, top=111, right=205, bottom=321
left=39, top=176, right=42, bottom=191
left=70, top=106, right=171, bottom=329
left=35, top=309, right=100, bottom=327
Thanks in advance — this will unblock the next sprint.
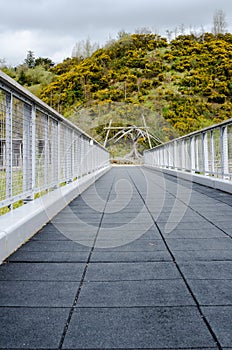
left=212, top=9, right=227, bottom=35
left=72, top=38, right=99, bottom=59
left=34, top=57, right=55, bottom=69
left=135, top=27, right=152, bottom=34
left=24, top=50, right=35, bottom=68
left=0, top=58, right=7, bottom=68
left=17, top=69, right=28, bottom=85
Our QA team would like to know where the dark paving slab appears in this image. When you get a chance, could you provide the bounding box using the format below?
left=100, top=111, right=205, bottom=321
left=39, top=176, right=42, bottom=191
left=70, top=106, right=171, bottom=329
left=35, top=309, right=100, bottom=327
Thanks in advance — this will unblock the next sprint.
left=91, top=250, right=172, bottom=262
left=159, top=221, right=217, bottom=231
left=172, top=249, right=232, bottom=262
left=20, top=240, right=92, bottom=252
left=78, top=279, right=194, bottom=307
left=85, top=261, right=181, bottom=281
left=33, top=223, right=98, bottom=242
left=100, top=221, right=154, bottom=228
left=179, top=261, right=232, bottom=279
left=102, top=213, right=151, bottom=223
left=166, top=237, right=232, bottom=251
left=8, top=250, right=90, bottom=262
left=163, top=228, right=227, bottom=239
left=96, top=225, right=162, bottom=240
left=156, top=214, right=206, bottom=223
left=94, top=237, right=166, bottom=252
left=188, top=279, right=232, bottom=306
left=202, top=306, right=232, bottom=347
left=0, top=262, right=85, bottom=281
left=0, top=280, right=78, bottom=307
left=0, top=307, right=67, bottom=349
left=32, top=223, right=71, bottom=240
left=63, top=306, right=215, bottom=349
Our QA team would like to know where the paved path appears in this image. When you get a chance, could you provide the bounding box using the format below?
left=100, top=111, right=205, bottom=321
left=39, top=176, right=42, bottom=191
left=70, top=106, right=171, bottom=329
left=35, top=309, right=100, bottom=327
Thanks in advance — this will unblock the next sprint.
left=1, top=166, right=232, bottom=350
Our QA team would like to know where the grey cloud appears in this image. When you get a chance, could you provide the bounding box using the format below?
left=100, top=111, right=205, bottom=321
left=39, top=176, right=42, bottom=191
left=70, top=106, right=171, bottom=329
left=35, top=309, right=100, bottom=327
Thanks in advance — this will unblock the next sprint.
left=0, top=0, right=231, bottom=65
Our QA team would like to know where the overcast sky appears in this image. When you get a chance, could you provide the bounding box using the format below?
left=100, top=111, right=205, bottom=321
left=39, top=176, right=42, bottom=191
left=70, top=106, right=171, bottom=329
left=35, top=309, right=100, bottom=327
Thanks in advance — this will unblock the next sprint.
left=0, top=0, right=231, bottom=66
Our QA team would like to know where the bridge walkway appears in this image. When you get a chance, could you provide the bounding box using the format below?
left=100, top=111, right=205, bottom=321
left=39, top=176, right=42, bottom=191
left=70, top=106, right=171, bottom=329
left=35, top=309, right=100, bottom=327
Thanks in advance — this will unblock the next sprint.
left=0, top=166, right=232, bottom=350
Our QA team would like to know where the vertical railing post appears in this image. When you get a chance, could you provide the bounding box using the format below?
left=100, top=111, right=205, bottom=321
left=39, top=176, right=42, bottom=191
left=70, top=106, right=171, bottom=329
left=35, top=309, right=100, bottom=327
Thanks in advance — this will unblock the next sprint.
left=44, top=115, right=49, bottom=187
left=72, top=130, right=75, bottom=180
left=5, top=92, right=12, bottom=207
left=195, top=138, right=199, bottom=172
left=81, top=135, right=84, bottom=177
left=57, top=122, right=61, bottom=186
left=77, top=134, right=81, bottom=178
left=30, top=104, right=36, bottom=197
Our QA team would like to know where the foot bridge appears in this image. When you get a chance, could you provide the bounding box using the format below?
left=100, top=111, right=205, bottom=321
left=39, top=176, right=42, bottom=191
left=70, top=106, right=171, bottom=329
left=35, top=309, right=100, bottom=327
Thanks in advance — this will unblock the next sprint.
left=0, top=70, right=232, bottom=349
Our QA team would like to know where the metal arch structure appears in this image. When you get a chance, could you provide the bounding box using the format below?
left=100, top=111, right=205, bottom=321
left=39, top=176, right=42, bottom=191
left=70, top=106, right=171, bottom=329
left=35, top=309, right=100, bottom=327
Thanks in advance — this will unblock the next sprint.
left=103, top=118, right=163, bottom=161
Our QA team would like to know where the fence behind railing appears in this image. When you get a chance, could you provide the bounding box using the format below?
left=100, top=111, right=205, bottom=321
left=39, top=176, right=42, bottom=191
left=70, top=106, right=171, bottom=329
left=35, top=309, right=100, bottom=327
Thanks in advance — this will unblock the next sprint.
left=0, top=70, right=110, bottom=211
left=144, top=119, right=232, bottom=181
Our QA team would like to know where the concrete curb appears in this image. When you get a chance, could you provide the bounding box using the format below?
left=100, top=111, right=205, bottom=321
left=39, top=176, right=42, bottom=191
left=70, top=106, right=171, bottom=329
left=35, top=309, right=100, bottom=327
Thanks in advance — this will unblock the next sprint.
left=0, top=166, right=111, bottom=264
left=144, top=165, right=232, bottom=194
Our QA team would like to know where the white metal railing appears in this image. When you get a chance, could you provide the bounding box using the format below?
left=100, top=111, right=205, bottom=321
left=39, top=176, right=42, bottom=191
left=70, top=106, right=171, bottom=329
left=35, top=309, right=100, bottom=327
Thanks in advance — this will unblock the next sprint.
left=0, top=70, right=110, bottom=210
left=144, top=119, right=232, bottom=180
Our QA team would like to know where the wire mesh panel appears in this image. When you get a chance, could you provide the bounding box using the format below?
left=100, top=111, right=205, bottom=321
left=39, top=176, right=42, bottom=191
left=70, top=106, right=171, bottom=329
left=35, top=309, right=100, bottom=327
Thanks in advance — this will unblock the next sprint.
left=212, top=128, right=221, bottom=177
left=176, top=140, right=182, bottom=169
left=194, top=135, right=203, bottom=173
left=0, top=90, right=6, bottom=202
left=73, top=132, right=79, bottom=179
left=59, top=123, right=66, bottom=182
left=65, top=127, right=73, bottom=181
left=59, top=123, right=76, bottom=182
left=227, top=125, right=232, bottom=178
left=206, top=131, right=214, bottom=176
left=35, top=110, right=47, bottom=190
left=23, top=103, right=33, bottom=194
left=184, top=138, right=191, bottom=171
left=12, top=97, right=24, bottom=197
left=48, top=117, right=59, bottom=187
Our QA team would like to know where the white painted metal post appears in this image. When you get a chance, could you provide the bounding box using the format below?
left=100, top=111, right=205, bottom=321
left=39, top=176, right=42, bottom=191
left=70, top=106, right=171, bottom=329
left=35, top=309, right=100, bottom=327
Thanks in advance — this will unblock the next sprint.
left=30, top=104, right=36, bottom=197
left=44, top=115, right=49, bottom=187
left=195, top=138, right=199, bottom=172
left=57, top=122, right=61, bottom=186
left=72, top=130, right=75, bottom=179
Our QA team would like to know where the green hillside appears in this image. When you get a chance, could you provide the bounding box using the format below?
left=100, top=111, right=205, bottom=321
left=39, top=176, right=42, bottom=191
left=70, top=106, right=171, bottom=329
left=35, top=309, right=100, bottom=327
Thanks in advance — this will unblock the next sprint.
left=2, top=32, right=232, bottom=156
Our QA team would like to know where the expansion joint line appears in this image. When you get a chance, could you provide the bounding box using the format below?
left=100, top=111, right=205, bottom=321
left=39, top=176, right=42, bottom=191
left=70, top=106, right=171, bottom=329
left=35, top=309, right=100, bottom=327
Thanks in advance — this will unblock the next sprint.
left=58, top=175, right=116, bottom=350
left=127, top=167, right=223, bottom=350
